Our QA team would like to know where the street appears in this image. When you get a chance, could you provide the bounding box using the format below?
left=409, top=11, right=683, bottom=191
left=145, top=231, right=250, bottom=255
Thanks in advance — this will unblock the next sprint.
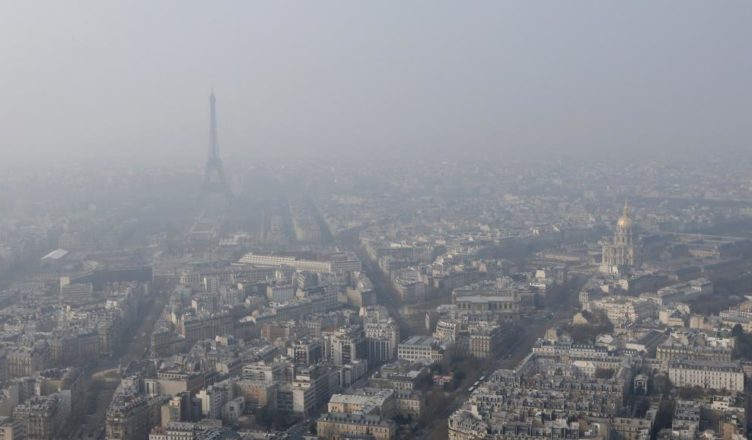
left=73, top=283, right=171, bottom=440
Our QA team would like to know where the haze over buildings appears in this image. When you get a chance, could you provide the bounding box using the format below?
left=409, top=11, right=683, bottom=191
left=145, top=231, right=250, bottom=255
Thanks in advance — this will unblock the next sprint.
left=1, top=2, right=752, bottom=440
left=1, top=1, right=751, bottom=168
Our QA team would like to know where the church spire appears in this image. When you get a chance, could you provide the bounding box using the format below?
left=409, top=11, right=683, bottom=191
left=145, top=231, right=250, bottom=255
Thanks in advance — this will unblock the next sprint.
left=616, top=200, right=632, bottom=230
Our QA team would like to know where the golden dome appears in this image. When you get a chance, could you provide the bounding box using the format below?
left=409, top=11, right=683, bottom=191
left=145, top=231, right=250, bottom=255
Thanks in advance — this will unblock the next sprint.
left=616, top=201, right=631, bottom=229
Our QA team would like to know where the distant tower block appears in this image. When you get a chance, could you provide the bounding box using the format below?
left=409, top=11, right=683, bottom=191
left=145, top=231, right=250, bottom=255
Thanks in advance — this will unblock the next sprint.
left=202, top=92, right=232, bottom=202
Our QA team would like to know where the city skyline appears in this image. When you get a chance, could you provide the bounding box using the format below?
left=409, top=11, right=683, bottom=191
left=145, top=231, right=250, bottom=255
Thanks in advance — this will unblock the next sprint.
left=1, top=3, right=752, bottom=440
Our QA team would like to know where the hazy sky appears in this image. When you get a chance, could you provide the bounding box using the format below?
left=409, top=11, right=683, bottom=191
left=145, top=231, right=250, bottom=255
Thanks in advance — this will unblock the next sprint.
left=1, top=1, right=751, bottom=167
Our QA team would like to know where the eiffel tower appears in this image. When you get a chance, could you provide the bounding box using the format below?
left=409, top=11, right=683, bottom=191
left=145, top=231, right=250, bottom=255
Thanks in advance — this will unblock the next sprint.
left=202, top=92, right=232, bottom=202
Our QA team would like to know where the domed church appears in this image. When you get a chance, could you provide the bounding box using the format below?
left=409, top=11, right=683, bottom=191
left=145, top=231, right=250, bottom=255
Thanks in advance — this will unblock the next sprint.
left=600, top=201, right=638, bottom=274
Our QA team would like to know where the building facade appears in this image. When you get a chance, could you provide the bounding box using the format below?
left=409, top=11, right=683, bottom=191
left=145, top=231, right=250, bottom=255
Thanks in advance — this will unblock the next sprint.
left=668, top=360, right=744, bottom=392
